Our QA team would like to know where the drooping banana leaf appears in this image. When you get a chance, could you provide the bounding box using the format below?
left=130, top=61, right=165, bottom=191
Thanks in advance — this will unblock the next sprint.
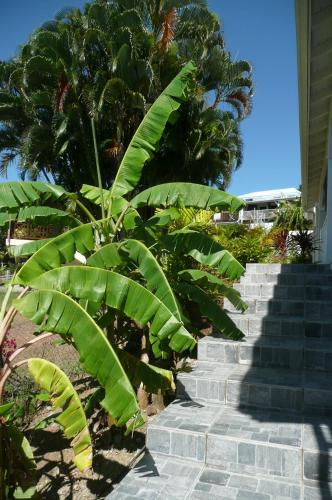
left=0, top=181, right=66, bottom=210
left=28, top=358, right=92, bottom=471
left=179, top=269, right=247, bottom=312
left=131, top=183, right=245, bottom=212
left=27, top=266, right=196, bottom=357
left=115, top=348, right=175, bottom=393
left=110, top=62, right=196, bottom=198
left=14, top=290, right=145, bottom=432
left=0, top=206, right=77, bottom=231
left=8, top=239, right=51, bottom=258
left=120, top=239, right=182, bottom=320
left=161, top=229, right=245, bottom=280
left=0, top=211, right=15, bottom=227
left=87, top=240, right=182, bottom=319
left=13, top=222, right=97, bottom=285
left=176, top=282, right=244, bottom=340
left=16, top=206, right=79, bottom=226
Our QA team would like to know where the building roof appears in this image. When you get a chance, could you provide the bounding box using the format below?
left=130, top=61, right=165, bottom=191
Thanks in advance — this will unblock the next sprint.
left=239, top=188, right=301, bottom=204
left=296, top=0, right=332, bottom=208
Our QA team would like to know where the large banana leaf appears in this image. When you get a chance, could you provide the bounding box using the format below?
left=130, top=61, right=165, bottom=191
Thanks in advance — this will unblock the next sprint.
left=176, top=282, right=244, bottom=340
left=179, top=269, right=247, bottom=312
left=27, top=266, right=196, bottom=356
left=14, top=290, right=145, bottom=431
left=0, top=181, right=66, bottom=210
left=115, top=348, right=175, bottom=393
left=110, top=62, right=196, bottom=198
left=8, top=239, right=51, bottom=258
left=88, top=240, right=181, bottom=320
left=13, top=222, right=96, bottom=285
left=161, top=229, right=245, bottom=280
left=87, top=243, right=124, bottom=269
left=131, top=183, right=245, bottom=212
left=28, top=358, right=92, bottom=471
left=80, top=184, right=112, bottom=206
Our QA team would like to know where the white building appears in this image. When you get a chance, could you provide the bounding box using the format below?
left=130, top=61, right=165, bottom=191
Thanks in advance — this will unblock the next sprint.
left=214, top=187, right=301, bottom=228
left=296, top=0, right=332, bottom=264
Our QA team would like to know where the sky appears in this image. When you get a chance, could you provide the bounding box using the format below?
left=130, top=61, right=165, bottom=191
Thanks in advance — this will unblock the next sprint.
left=0, top=0, right=300, bottom=196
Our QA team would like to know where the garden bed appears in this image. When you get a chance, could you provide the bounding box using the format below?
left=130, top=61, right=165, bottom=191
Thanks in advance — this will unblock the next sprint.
left=4, top=314, right=152, bottom=498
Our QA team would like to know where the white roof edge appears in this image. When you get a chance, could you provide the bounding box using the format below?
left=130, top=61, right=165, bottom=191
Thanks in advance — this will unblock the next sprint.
left=238, top=188, right=301, bottom=203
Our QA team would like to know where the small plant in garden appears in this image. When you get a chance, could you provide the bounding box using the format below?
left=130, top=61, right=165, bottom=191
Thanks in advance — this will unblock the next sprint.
left=0, top=64, right=247, bottom=497
left=273, top=199, right=314, bottom=262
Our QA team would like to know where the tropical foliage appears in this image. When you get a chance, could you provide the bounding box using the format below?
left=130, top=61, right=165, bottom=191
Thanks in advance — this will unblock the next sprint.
left=215, top=224, right=275, bottom=266
left=273, top=199, right=315, bottom=263
left=0, top=65, right=246, bottom=495
left=0, top=0, right=252, bottom=190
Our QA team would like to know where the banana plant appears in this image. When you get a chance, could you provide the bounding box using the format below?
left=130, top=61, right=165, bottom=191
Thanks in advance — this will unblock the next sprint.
left=0, top=64, right=246, bottom=482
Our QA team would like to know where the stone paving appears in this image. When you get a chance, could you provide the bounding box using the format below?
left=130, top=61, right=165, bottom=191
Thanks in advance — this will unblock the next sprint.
left=108, top=264, right=332, bottom=499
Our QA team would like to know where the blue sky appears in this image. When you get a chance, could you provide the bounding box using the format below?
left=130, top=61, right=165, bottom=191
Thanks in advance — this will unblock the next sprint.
left=0, top=0, right=300, bottom=196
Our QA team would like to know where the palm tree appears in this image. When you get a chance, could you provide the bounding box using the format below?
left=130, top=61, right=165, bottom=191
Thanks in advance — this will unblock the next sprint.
left=0, top=0, right=253, bottom=191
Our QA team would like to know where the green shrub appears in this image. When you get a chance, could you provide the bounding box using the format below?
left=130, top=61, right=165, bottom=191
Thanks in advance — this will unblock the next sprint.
left=214, top=224, right=274, bottom=266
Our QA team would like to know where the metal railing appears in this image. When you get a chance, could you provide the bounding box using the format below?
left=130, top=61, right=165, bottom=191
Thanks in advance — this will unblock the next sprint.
left=240, top=208, right=277, bottom=223
left=214, top=208, right=277, bottom=225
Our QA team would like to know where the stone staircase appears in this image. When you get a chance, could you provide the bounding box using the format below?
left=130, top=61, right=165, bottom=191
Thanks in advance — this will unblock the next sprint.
left=108, top=264, right=332, bottom=500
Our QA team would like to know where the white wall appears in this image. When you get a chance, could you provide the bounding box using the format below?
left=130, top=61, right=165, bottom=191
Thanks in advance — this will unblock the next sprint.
left=315, top=117, right=332, bottom=264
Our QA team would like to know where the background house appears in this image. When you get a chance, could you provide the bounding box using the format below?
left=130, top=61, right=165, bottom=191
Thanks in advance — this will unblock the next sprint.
left=214, top=187, right=301, bottom=228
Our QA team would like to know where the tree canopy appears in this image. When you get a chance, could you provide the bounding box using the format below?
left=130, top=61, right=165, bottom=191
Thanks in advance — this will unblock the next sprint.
left=0, top=0, right=253, bottom=191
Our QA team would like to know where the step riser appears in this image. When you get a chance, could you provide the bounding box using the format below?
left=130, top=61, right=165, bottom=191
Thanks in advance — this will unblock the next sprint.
left=198, top=342, right=332, bottom=372
left=206, top=435, right=301, bottom=481
left=147, top=428, right=302, bottom=480
left=177, top=375, right=332, bottom=415
left=147, top=407, right=332, bottom=486
left=225, top=298, right=332, bottom=319
left=241, top=273, right=332, bottom=286
left=229, top=315, right=332, bottom=339
left=234, top=284, right=332, bottom=301
left=246, top=264, right=331, bottom=274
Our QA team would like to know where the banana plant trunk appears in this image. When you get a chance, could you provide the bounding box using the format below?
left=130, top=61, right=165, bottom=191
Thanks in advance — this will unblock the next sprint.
left=137, top=331, right=149, bottom=410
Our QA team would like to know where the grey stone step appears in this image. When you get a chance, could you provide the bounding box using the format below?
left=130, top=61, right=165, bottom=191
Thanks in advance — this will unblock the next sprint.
left=228, top=312, right=332, bottom=339
left=241, top=272, right=332, bottom=286
left=225, top=296, right=332, bottom=319
left=246, top=263, right=331, bottom=274
left=235, top=282, right=305, bottom=299
left=107, top=451, right=329, bottom=499
left=177, top=361, right=332, bottom=414
left=198, top=335, right=332, bottom=372
left=234, top=283, right=332, bottom=301
left=145, top=400, right=332, bottom=489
